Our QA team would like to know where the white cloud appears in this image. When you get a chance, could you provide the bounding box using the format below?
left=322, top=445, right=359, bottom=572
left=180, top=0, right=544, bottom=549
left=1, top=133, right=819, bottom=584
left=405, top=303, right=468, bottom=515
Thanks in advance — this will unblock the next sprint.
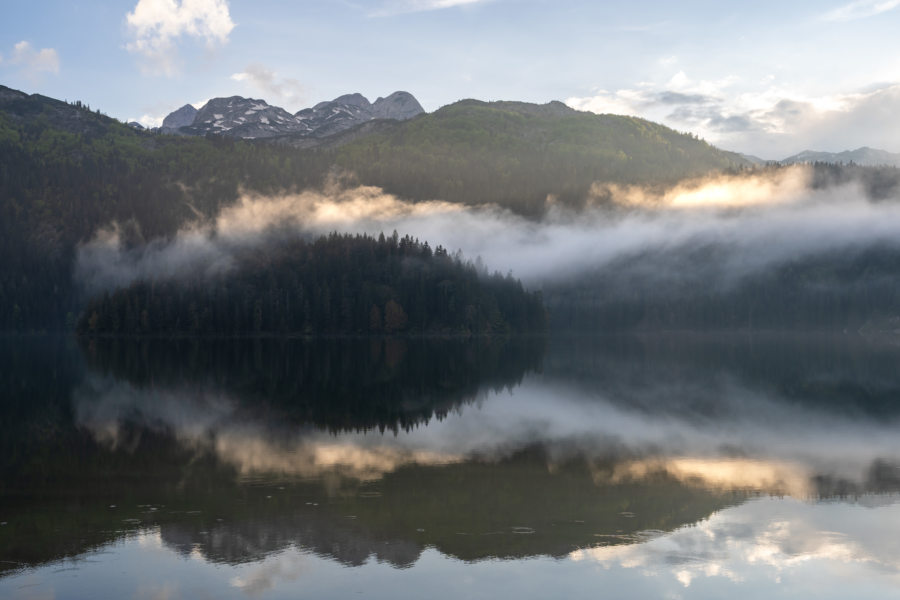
left=566, top=72, right=900, bottom=158
left=572, top=499, right=900, bottom=590
left=5, top=41, right=60, bottom=78
left=822, top=0, right=900, bottom=21
left=131, top=113, right=165, bottom=128
left=126, top=0, right=235, bottom=75
left=371, top=0, right=487, bottom=16
left=231, top=64, right=305, bottom=108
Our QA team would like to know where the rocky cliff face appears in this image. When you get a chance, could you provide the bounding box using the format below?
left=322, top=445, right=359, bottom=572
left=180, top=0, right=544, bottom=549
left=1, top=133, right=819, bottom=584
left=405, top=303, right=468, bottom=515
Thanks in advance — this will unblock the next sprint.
left=160, top=91, right=425, bottom=140
left=371, top=91, right=425, bottom=120
left=180, top=96, right=310, bottom=139
left=160, top=104, right=198, bottom=133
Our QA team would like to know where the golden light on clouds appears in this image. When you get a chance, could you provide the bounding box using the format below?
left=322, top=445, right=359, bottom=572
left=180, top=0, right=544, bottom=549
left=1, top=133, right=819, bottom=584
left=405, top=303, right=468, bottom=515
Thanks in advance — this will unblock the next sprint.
left=595, top=165, right=812, bottom=210
left=604, top=456, right=813, bottom=498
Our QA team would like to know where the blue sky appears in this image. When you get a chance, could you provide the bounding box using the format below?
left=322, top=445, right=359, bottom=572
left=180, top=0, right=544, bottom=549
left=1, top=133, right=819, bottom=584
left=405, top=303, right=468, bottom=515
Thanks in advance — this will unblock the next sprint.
left=3, top=0, right=900, bottom=158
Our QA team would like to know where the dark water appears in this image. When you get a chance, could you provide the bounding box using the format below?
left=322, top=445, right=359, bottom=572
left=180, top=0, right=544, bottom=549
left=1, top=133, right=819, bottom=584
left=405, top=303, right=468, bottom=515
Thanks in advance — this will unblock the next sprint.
left=3, top=333, right=900, bottom=599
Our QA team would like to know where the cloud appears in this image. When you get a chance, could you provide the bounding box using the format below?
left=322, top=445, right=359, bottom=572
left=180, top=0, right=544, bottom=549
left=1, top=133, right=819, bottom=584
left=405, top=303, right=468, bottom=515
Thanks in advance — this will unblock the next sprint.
left=231, top=64, right=305, bottom=108
left=229, top=553, right=307, bottom=596
left=74, top=166, right=900, bottom=321
left=74, top=182, right=467, bottom=293
left=567, top=72, right=900, bottom=158
left=75, top=375, right=464, bottom=481
left=572, top=498, right=900, bottom=590
left=4, top=41, right=60, bottom=79
left=822, top=0, right=900, bottom=21
left=74, top=333, right=900, bottom=496
left=130, top=113, right=166, bottom=128
left=125, top=0, right=235, bottom=75
left=371, top=0, right=487, bottom=16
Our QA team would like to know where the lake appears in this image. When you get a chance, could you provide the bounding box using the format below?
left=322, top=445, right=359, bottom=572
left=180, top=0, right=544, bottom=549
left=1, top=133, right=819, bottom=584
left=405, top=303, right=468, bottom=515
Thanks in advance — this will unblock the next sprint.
left=2, top=333, right=900, bottom=599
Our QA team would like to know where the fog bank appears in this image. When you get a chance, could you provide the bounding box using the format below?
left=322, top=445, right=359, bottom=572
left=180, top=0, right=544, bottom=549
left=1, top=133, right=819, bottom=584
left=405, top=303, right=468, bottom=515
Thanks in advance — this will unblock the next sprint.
left=75, top=166, right=900, bottom=295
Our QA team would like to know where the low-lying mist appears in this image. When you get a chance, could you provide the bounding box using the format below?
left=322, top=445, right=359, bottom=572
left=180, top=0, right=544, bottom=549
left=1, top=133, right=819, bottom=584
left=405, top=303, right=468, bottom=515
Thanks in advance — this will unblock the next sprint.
left=75, top=165, right=900, bottom=296
left=73, top=362, right=900, bottom=498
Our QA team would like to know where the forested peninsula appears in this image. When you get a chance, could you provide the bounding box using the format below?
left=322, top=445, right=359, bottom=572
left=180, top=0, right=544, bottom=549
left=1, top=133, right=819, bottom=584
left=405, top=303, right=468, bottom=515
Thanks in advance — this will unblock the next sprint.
left=77, top=232, right=545, bottom=336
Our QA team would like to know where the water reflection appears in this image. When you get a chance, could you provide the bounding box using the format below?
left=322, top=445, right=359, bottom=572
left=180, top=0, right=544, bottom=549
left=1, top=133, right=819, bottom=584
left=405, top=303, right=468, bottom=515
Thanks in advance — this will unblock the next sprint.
left=3, top=333, right=900, bottom=598
left=79, top=336, right=545, bottom=433
left=572, top=496, right=900, bottom=590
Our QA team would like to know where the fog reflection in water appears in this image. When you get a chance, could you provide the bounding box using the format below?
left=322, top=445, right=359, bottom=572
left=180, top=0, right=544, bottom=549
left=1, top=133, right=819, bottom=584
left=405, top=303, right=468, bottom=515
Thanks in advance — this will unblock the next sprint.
left=73, top=339, right=900, bottom=498
left=3, top=334, right=900, bottom=599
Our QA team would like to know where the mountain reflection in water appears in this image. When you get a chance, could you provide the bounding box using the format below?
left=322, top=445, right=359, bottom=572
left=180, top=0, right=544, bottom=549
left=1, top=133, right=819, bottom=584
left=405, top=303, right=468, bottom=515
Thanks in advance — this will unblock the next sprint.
left=2, top=334, right=900, bottom=598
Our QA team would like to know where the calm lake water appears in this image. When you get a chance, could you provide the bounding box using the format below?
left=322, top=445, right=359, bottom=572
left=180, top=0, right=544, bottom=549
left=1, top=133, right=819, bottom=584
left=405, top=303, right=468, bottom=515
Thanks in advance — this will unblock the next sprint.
left=3, top=334, right=900, bottom=599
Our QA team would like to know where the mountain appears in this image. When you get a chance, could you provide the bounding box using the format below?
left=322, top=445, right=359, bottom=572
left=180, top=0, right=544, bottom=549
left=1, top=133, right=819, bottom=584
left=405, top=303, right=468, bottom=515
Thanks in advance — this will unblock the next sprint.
left=738, top=152, right=768, bottom=166
left=294, top=93, right=378, bottom=138
left=782, top=146, right=900, bottom=167
left=183, top=95, right=311, bottom=138
left=0, top=84, right=117, bottom=137
left=160, top=103, right=197, bottom=132
left=371, top=91, right=426, bottom=120
left=163, top=91, right=425, bottom=139
left=322, top=98, right=753, bottom=212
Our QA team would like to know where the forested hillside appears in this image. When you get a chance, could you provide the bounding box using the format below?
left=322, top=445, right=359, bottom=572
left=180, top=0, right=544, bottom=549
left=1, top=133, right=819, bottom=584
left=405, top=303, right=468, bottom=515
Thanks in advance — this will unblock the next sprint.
left=547, top=245, right=900, bottom=333
left=77, top=232, right=546, bottom=336
left=326, top=100, right=750, bottom=214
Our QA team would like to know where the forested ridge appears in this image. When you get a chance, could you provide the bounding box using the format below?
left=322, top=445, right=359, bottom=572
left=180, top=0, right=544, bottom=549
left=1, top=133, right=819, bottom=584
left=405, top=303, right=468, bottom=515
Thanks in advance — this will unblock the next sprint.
left=547, top=244, right=900, bottom=333
left=315, top=100, right=753, bottom=214
left=77, top=232, right=546, bottom=336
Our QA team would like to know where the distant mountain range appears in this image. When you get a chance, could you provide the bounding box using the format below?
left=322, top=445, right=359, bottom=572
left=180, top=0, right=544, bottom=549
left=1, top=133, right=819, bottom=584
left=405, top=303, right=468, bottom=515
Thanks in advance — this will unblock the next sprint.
left=737, top=147, right=900, bottom=167
left=781, top=147, right=900, bottom=167
left=158, top=91, right=424, bottom=139
left=157, top=93, right=900, bottom=169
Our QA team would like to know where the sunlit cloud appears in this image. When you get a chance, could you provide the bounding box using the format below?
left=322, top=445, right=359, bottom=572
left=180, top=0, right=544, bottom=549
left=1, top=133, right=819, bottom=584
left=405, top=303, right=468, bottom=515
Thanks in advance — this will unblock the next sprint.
left=608, top=457, right=814, bottom=498
left=596, top=165, right=811, bottom=210
left=822, top=0, right=900, bottom=21
left=212, top=434, right=462, bottom=480
left=126, top=0, right=235, bottom=76
left=231, top=63, right=305, bottom=108
left=3, top=41, right=60, bottom=80
left=75, top=166, right=900, bottom=297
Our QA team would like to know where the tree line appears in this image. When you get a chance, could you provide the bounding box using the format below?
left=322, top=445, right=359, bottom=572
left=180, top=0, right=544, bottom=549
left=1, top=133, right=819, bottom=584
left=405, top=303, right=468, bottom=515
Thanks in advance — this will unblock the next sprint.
left=77, top=232, right=546, bottom=336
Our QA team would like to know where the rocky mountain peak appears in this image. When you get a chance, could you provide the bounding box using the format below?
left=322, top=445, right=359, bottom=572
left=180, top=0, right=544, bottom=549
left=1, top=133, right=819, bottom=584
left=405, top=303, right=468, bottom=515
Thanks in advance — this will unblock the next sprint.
left=161, top=104, right=197, bottom=131
left=371, top=91, right=424, bottom=121
left=187, top=96, right=309, bottom=139
left=332, top=93, right=371, bottom=108
left=159, top=90, right=425, bottom=141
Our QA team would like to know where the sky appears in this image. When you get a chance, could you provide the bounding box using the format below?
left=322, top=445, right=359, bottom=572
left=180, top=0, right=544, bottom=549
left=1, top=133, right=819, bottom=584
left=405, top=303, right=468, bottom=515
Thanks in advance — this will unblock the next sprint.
left=3, top=0, right=900, bottom=158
